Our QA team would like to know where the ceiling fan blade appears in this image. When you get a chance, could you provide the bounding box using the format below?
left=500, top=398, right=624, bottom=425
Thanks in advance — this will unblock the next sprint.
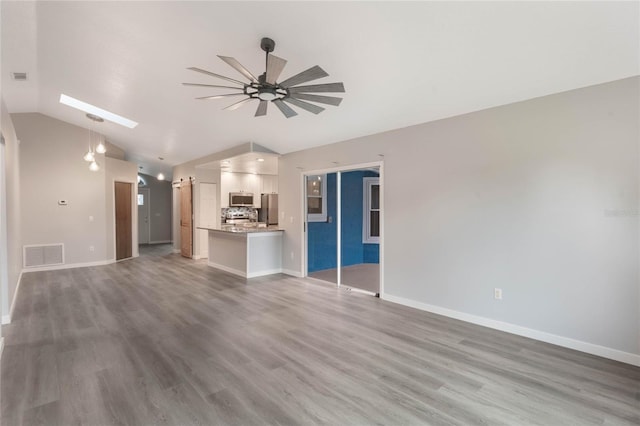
left=196, top=93, right=246, bottom=100
left=279, top=65, right=329, bottom=88
left=283, top=97, right=325, bottom=115
left=289, top=93, right=343, bottom=106
left=218, top=56, right=258, bottom=83
left=255, top=100, right=268, bottom=117
left=182, top=83, right=244, bottom=90
left=266, top=54, right=287, bottom=84
left=223, top=97, right=253, bottom=111
left=273, top=99, right=298, bottom=118
left=288, top=82, right=345, bottom=93
left=187, top=67, right=246, bottom=86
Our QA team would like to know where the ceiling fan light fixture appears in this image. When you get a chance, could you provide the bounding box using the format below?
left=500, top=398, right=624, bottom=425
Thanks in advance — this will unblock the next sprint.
left=258, top=87, right=277, bottom=101
left=185, top=37, right=344, bottom=118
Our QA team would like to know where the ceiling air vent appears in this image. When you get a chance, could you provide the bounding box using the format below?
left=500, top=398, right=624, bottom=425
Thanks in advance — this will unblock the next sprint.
left=11, top=72, right=28, bottom=81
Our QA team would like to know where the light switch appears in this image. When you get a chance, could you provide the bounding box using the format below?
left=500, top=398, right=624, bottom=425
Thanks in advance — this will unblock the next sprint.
left=89, top=216, right=94, bottom=222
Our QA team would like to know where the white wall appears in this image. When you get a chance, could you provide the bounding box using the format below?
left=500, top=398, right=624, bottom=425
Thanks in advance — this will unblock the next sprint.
left=14, top=113, right=108, bottom=265
left=1, top=98, right=22, bottom=322
left=279, top=77, right=640, bottom=361
left=13, top=113, right=138, bottom=267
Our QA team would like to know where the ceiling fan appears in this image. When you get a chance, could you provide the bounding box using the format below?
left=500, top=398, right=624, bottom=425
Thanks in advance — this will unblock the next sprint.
left=183, top=37, right=345, bottom=118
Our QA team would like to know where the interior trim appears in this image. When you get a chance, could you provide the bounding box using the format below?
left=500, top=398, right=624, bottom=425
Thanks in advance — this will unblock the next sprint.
left=383, top=293, right=640, bottom=367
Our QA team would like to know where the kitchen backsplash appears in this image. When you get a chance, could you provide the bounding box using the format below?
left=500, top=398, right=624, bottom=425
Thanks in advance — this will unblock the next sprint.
left=221, top=206, right=258, bottom=221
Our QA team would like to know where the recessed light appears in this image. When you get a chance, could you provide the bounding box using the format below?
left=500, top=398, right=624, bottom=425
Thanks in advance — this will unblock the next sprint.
left=257, top=158, right=265, bottom=162
left=59, top=94, right=138, bottom=128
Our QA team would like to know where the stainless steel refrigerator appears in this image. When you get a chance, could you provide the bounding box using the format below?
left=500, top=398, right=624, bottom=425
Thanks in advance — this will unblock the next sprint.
left=259, top=193, right=278, bottom=225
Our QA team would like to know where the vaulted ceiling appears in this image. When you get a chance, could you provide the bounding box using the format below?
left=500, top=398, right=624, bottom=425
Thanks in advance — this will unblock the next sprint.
left=2, top=1, right=638, bottom=177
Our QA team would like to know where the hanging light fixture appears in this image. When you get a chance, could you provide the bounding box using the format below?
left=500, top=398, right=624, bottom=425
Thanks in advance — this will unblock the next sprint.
left=95, top=140, right=106, bottom=154
left=157, top=173, right=165, bottom=181
left=84, top=113, right=106, bottom=171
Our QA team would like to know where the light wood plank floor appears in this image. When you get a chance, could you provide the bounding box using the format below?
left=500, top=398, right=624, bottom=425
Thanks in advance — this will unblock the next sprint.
left=309, top=263, right=380, bottom=294
left=2, top=250, right=639, bottom=425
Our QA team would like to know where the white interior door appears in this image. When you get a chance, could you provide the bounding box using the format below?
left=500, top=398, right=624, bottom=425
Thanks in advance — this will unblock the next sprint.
left=138, top=188, right=150, bottom=244
left=198, top=183, right=217, bottom=257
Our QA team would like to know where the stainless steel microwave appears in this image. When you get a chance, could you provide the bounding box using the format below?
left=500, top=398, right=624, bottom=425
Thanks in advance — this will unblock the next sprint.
left=229, top=192, right=254, bottom=207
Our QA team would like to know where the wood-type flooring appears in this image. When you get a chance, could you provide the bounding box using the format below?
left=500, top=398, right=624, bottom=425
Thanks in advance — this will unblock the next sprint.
left=2, top=248, right=639, bottom=425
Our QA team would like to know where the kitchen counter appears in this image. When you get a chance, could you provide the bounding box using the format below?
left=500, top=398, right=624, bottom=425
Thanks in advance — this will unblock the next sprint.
left=198, top=225, right=283, bottom=278
left=197, top=225, right=283, bottom=234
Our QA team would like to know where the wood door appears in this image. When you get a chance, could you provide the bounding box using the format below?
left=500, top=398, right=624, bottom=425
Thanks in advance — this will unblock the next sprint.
left=115, top=182, right=133, bottom=260
left=180, top=180, right=193, bottom=258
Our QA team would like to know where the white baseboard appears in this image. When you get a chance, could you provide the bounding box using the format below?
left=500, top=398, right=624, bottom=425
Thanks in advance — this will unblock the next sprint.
left=149, top=240, right=172, bottom=244
left=3, top=271, right=23, bottom=325
left=247, top=268, right=282, bottom=278
left=207, top=262, right=283, bottom=278
left=382, top=294, right=640, bottom=367
left=282, top=268, right=303, bottom=278
left=22, top=259, right=114, bottom=273
left=207, top=261, right=246, bottom=277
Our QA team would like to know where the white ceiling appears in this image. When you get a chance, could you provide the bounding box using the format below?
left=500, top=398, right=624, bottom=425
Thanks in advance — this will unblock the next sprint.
left=2, top=1, right=638, bottom=178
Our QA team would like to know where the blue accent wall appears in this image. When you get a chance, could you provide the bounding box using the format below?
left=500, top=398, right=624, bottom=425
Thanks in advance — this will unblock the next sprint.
left=307, top=171, right=379, bottom=273
left=307, top=173, right=337, bottom=273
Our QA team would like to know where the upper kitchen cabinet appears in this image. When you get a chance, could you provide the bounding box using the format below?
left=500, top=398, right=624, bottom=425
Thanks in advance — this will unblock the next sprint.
left=261, top=175, right=278, bottom=194
left=206, top=149, right=279, bottom=209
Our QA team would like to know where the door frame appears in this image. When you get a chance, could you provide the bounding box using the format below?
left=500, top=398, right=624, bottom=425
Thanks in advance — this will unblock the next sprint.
left=112, top=179, right=137, bottom=261
left=302, top=161, right=384, bottom=297
left=137, top=187, right=151, bottom=245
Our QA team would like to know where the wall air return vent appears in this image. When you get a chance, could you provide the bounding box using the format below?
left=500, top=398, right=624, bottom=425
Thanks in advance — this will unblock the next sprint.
left=23, top=244, right=64, bottom=268
left=11, top=72, right=28, bottom=81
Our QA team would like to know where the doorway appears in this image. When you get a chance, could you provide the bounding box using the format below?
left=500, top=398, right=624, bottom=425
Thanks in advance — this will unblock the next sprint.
left=305, top=163, right=383, bottom=295
left=115, top=182, right=133, bottom=260
left=180, top=179, right=193, bottom=258
left=137, top=187, right=150, bottom=245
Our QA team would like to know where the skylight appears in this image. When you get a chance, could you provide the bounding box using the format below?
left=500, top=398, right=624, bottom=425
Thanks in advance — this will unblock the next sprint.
left=59, top=94, right=138, bottom=128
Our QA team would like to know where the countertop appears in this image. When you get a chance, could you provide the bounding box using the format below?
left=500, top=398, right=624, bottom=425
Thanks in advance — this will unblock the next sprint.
left=197, top=225, right=284, bottom=234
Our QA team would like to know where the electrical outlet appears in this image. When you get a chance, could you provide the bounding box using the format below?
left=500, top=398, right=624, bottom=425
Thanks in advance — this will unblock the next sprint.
left=89, top=245, right=95, bottom=252
left=290, top=251, right=294, bottom=260
left=494, top=288, right=503, bottom=300
left=89, top=215, right=94, bottom=222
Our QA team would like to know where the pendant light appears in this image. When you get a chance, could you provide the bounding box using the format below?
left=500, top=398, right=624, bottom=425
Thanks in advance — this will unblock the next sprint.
left=84, top=113, right=106, bottom=171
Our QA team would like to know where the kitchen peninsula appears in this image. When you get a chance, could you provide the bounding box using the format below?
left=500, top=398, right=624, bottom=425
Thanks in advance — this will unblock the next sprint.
left=199, top=225, right=284, bottom=278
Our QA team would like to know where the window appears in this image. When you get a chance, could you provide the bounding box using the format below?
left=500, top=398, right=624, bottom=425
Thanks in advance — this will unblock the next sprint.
left=137, top=194, right=144, bottom=206
left=363, top=177, right=380, bottom=243
left=307, top=174, right=327, bottom=222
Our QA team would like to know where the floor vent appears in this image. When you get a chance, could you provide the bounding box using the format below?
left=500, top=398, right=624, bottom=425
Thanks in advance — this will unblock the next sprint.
left=23, top=244, right=65, bottom=268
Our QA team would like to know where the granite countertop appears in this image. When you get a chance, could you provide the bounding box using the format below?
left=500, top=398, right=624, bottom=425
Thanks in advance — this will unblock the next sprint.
left=197, top=225, right=284, bottom=234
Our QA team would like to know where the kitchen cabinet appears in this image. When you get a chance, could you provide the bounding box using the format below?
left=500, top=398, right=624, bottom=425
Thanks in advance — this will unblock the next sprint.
left=221, top=172, right=278, bottom=208
left=261, top=175, right=278, bottom=194
left=221, top=172, right=263, bottom=208
left=202, top=227, right=284, bottom=278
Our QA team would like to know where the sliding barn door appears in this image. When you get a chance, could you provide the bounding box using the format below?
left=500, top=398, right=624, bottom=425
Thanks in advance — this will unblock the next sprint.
left=115, top=182, right=133, bottom=260
left=180, top=180, right=193, bottom=258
